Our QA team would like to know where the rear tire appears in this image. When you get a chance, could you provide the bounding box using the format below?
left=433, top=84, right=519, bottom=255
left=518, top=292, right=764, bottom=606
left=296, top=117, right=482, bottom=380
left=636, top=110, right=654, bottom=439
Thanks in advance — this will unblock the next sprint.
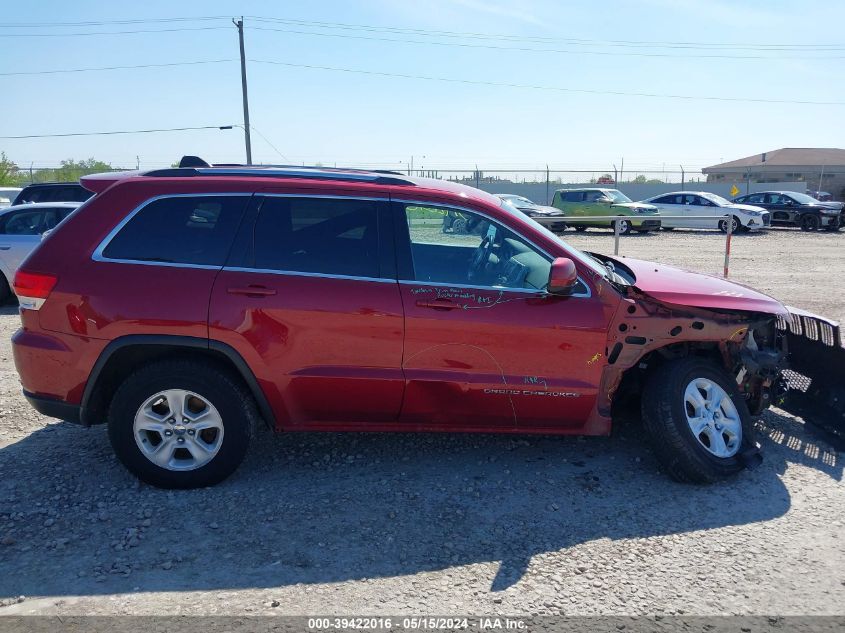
left=641, top=357, right=755, bottom=483
left=661, top=226, right=675, bottom=231
left=0, top=274, right=10, bottom=304
left=800, top=214, right=821, bottom=231
left=108, top=359, right=256, bottom=489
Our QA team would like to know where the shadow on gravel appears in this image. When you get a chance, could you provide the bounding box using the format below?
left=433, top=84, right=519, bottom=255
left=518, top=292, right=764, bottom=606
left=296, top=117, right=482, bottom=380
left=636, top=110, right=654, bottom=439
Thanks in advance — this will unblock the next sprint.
left=0, top=408, right=839, bottom=599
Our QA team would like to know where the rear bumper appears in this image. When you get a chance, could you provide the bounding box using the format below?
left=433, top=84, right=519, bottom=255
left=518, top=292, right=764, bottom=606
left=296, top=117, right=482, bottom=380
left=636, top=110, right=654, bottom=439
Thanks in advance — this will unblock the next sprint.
left=23, top=390, right=82, bottom=424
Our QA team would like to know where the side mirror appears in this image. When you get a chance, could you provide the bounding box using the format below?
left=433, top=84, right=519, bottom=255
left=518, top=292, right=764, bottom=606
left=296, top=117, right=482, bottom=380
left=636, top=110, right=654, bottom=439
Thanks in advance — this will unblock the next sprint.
left=548, top=257, right=578, bottom=296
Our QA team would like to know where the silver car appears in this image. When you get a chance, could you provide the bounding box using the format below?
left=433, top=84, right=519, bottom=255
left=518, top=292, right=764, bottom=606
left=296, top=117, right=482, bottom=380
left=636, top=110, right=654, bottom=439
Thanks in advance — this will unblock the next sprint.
left=0, top=202, right=80, bottom=301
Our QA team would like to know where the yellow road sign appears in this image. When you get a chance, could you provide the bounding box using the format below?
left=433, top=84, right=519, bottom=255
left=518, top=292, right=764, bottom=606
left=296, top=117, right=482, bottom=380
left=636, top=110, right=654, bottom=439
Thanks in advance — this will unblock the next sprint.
left=729, top=184, right=740, bottom=197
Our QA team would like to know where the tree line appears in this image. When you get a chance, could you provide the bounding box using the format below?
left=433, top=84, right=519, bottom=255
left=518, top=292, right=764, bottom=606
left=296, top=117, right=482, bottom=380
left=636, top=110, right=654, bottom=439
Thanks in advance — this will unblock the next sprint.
left=0, top=152, right=116, bottom=187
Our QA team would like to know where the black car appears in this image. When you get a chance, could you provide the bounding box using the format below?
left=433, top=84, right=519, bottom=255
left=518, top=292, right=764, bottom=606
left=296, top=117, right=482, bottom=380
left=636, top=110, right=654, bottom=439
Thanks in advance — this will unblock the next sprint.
left=732, top=191, right=842, bottom=231
left=12, top=182, right=93, bottom=206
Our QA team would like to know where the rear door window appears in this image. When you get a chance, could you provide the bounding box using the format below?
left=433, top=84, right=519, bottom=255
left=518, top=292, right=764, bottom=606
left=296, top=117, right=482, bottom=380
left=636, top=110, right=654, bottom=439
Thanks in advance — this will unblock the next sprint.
left=101, top=195, right=249, bottom=266
left=250, top=196, right=381, bottom=278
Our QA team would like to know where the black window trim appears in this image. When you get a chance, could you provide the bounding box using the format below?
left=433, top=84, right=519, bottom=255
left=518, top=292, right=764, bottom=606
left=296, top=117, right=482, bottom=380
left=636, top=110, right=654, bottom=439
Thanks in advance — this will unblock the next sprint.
left=92, top=192, right=254, bottom=270
left=222, top=193, right=397, bottom=284
left=391, top=198, right=592, bottom=298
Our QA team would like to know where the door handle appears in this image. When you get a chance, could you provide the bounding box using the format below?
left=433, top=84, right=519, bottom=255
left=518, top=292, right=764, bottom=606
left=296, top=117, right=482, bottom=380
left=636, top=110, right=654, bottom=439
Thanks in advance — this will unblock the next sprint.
left=227, top=285, right=277, bottom=297
left=0, top=246, right=10, bottom=251
left=416, top=299, right=461, bottom=310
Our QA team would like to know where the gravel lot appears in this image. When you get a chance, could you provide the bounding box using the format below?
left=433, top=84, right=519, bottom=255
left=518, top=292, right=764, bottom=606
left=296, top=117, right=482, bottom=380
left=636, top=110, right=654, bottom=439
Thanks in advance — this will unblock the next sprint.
left=0, top=227, right=843, bottom=616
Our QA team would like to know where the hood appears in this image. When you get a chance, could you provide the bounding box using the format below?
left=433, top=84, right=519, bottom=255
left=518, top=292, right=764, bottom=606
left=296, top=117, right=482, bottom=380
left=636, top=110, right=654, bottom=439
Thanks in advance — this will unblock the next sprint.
left=528, top=205, right=565, bottom=216
left=612, top=256, right=787, bottom=315
left=612, top=202, right=659, bottom=213
left=818, top=201, right=844, bottom=211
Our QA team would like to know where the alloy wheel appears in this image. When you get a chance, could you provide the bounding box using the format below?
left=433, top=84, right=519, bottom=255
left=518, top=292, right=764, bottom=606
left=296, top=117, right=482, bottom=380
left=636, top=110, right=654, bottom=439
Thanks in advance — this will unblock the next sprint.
left=133, top=389, right=225, bottom=471
left=683, top=378, right=742, bottom=458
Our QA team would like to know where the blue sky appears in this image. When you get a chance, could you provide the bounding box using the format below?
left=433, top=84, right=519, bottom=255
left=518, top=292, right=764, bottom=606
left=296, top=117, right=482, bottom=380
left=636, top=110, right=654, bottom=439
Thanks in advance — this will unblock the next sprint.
left=2, top=0, right=843, bottom=173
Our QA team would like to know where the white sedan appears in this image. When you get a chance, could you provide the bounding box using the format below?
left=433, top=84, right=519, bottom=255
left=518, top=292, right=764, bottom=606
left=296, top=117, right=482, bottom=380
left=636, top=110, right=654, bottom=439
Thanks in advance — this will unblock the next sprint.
left=0, top=202, right=80, bottom=302
left=642, top=191, right=770, bottom=233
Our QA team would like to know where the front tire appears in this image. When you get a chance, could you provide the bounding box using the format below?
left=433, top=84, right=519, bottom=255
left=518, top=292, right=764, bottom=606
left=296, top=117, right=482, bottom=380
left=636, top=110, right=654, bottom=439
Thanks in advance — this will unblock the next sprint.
left=573, top=225, right=588, bottom=232
left=800, top=214, right=821, bottom=231
left=108, top=360, right=256, bottom=489
left=718, top=216, right=741, bottom=233
left=641, top=357, right=755, bottom=483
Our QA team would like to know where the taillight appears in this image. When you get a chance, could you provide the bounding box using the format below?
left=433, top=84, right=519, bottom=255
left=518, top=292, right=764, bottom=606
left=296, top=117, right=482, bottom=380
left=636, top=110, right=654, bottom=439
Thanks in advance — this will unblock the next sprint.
left=13, top=270, right=57, bottom=310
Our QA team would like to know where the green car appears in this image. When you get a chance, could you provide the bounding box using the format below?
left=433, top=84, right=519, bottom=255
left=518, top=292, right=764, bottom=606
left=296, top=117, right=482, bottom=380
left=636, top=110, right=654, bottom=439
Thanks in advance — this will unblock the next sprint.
left=551, top=188, right=661, bottom=234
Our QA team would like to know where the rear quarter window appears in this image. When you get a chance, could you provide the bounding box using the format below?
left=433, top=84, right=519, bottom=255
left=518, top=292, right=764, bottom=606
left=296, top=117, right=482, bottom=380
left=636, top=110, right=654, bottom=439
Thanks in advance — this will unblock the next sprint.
left=100, top=195, right=249, bottom=266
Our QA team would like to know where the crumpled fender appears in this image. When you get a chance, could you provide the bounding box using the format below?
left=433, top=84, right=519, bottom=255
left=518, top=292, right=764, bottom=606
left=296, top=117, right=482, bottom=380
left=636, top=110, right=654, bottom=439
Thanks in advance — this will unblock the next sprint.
left=596, top=287, right=777, bottom=417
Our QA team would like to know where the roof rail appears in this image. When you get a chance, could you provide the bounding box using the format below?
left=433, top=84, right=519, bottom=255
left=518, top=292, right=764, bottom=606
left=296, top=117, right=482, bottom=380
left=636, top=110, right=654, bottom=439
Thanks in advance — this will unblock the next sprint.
left=144, top=162, right=417, bottom=186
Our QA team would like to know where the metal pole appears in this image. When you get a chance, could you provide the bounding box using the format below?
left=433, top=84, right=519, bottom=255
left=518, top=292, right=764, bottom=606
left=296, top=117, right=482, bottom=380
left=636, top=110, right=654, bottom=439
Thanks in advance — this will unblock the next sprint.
left=233, top=17, right=253, bottom=165
left=680, top=165, right=685, bottom=190
left=620, top=157, right=624, bottom=184
left=475, top=164, right=479, bottom=189
left=723, top=214, right=733, bottom=278
left=545, top=164, right=550, bottom=205
left=613, top=216, right=621, bottom=256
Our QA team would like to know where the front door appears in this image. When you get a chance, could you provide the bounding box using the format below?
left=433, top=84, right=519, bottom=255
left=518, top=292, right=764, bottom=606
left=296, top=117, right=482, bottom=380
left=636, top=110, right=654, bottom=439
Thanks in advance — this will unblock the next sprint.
left=209, top=193, right=405, bottom=427
left=395, top=201, right=610, bottom=431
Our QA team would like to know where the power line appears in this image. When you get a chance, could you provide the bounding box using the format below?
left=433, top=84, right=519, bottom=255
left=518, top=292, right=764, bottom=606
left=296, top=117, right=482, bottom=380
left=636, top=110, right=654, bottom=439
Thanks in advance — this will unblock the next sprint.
left=3, top=14, right=840, bottom=51
left=1, top=16, right=229, bottom=27
left=0, top=26, right=230, bottom=38
left=246, top=16, right=844, bottom=51
left=0, top=126, right=235, bottom=140
left=248, top=25, right=845, bottom=60
left=0, top=59, right=233, bottom=77
left=249, top=59, right=845, bottom=106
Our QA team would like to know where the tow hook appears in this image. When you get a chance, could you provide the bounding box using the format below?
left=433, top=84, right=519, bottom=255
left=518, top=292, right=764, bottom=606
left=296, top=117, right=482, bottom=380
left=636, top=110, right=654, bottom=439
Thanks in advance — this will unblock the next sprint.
left=739, top=444, right=763, bottom=470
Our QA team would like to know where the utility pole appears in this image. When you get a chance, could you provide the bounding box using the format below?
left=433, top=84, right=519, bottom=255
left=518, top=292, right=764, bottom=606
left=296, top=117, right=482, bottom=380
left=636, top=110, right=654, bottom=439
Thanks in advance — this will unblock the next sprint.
left=233, top=17, right=253, bottom=165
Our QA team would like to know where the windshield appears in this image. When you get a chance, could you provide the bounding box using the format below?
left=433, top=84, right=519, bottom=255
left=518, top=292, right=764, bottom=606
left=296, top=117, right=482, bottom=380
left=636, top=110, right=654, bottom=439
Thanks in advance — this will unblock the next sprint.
left=498, top=201, right=612, bottom=279
left=701, top=192, right=731, bottom=206
left=604, top=189, right=633, bottom=203
left=500, top=195, right=537, bottom=208
left=786, top=192, right=821, bottom=204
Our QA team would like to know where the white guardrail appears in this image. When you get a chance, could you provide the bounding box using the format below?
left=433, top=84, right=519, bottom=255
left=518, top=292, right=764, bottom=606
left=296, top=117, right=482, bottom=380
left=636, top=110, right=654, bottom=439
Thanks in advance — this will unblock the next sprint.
left=533, top=213, right=739, bottom=278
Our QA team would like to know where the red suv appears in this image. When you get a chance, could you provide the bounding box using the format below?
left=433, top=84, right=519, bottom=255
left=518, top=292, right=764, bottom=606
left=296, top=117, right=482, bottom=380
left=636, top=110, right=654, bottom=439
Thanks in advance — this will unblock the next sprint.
left=12, top=162, right=790, bottom=488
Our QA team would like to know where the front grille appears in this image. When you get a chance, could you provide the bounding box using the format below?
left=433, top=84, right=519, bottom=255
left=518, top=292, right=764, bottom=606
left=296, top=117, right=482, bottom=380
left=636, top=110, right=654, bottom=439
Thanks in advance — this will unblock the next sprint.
left=776, top=308, right=841, bottom=347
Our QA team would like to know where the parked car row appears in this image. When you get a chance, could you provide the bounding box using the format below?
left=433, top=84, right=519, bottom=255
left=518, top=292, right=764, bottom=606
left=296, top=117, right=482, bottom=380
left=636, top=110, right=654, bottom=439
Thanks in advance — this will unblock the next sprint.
left=494, top=188, right=844, bottom=235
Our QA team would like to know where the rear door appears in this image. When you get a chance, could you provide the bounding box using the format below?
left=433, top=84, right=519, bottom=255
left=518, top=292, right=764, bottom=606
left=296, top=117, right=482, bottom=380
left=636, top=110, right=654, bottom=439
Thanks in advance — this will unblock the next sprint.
left=208, top=192, right=405, bottom=427
left=649, top=195, right=682, bottom=227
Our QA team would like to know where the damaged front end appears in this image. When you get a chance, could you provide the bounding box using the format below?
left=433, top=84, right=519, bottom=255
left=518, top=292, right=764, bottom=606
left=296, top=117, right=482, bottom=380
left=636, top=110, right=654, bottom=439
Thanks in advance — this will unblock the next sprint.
left=602, top=289, right=789, bottom=422
left=776, top=307, right=845, bottom=447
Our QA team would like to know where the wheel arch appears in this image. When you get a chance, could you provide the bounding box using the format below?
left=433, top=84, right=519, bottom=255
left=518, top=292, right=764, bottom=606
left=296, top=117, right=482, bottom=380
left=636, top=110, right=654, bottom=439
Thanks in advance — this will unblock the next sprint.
left=80, top=335, right=275, bottom=429
left=610, top=340, right=726, bottom=418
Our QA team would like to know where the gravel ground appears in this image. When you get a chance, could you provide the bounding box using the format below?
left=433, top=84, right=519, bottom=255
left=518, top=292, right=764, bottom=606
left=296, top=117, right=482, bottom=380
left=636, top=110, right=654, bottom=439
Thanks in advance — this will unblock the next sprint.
left=0, top=226, right=843, bottom=616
